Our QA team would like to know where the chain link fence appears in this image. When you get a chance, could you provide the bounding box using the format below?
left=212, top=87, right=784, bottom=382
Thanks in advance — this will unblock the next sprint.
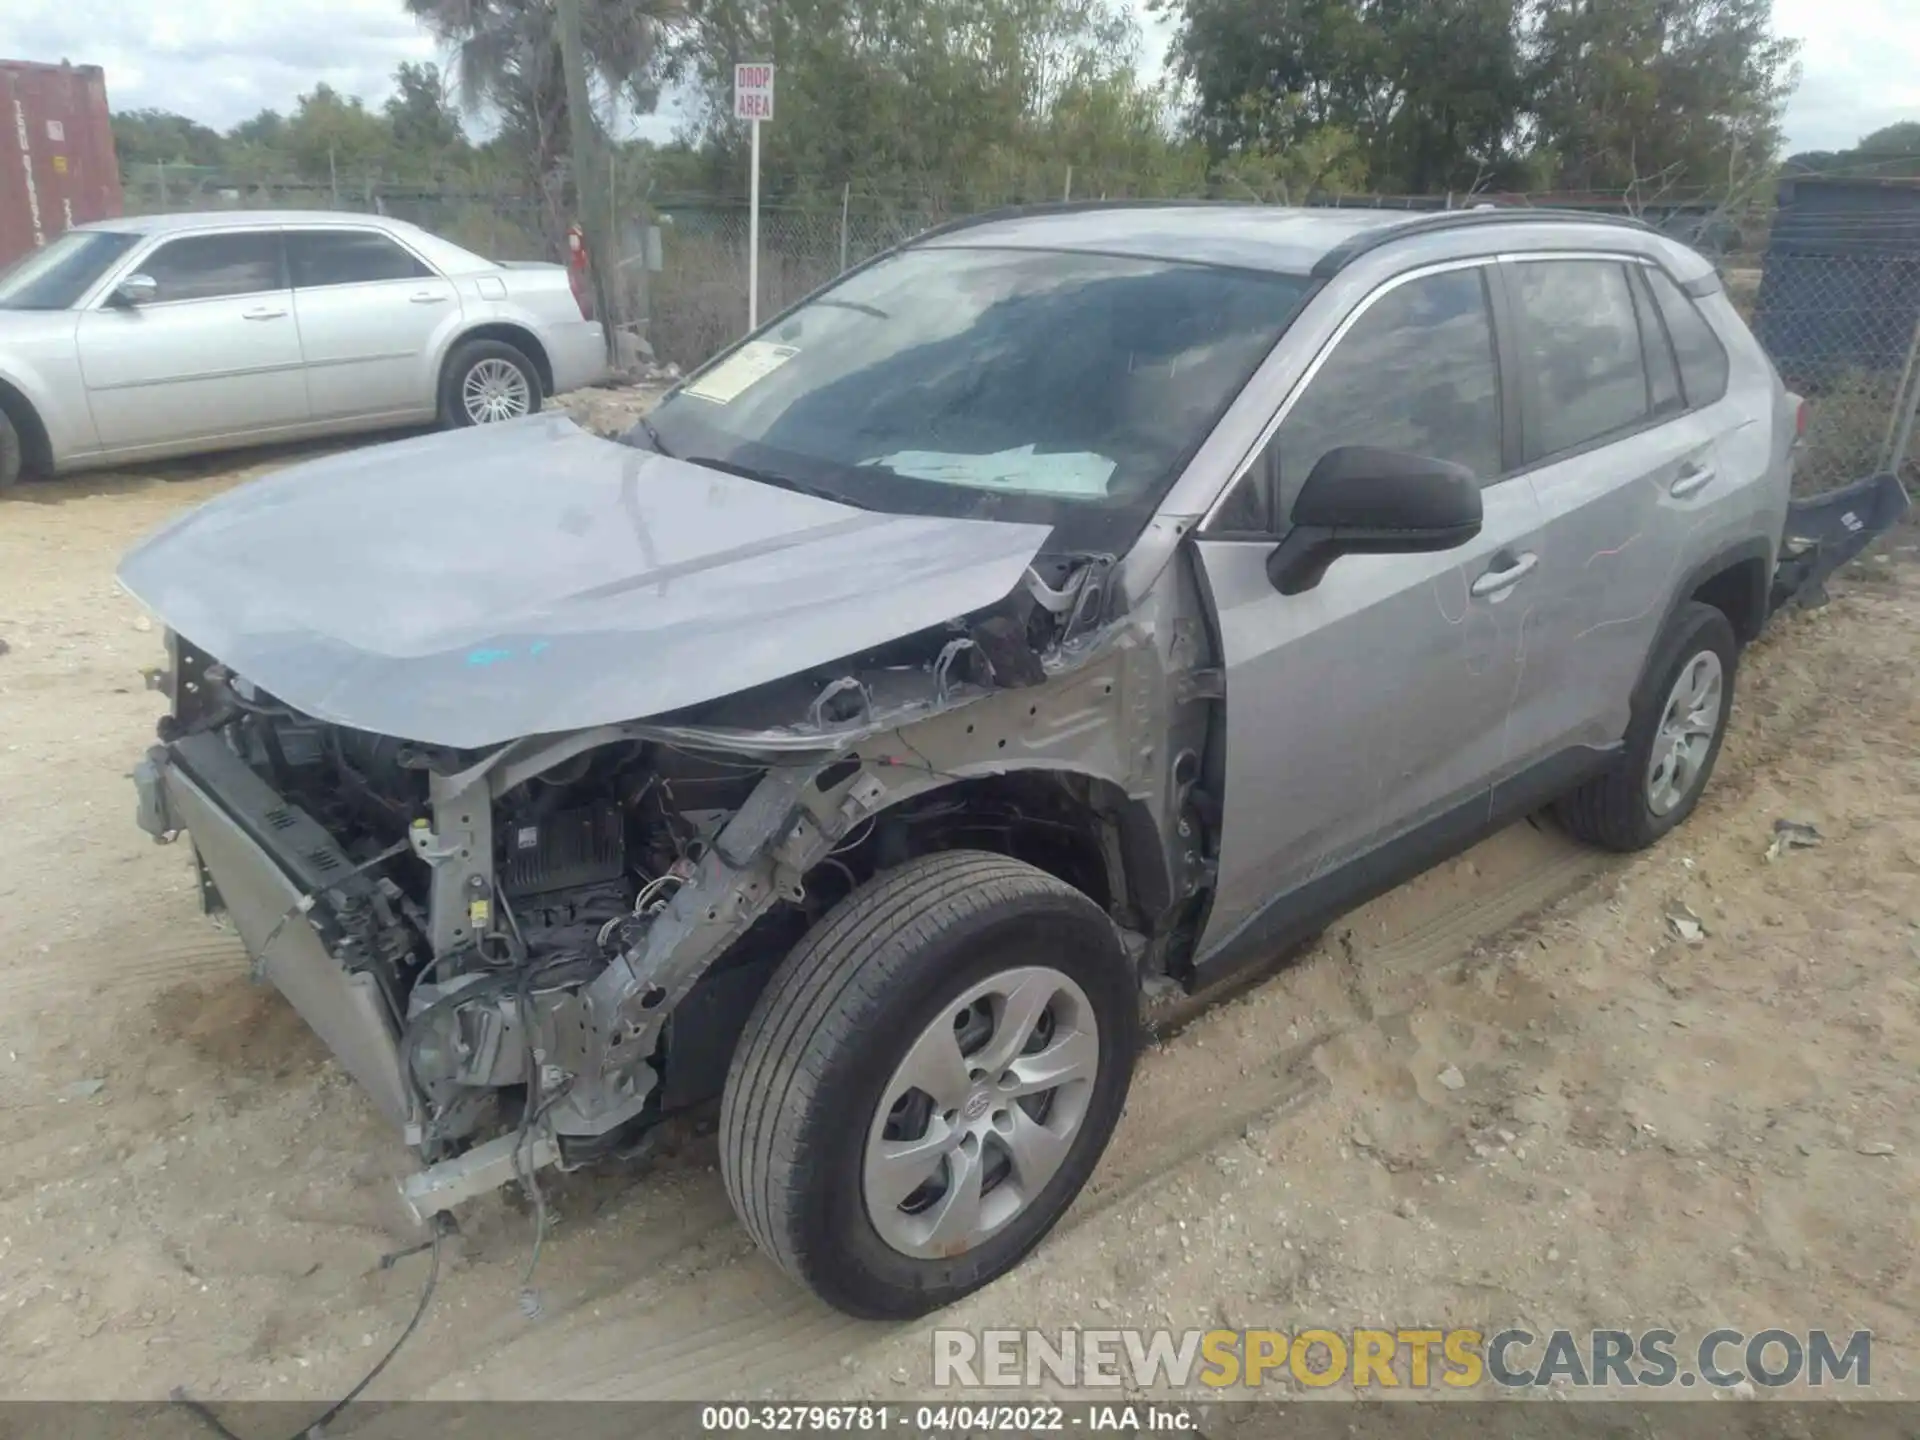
left=1748, top=250, right=1920, bottom=495
left=111, top=165, right=1920, bottom=495
left=640, top=195, right=1920, bottom=498
left=642, top=198, right=935, bottom=369
left=122, top=164, right=555, bottom=264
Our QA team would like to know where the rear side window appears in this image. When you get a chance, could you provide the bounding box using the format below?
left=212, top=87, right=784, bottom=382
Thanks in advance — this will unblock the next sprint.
left=1645, top=266, right=1730, bottom=407
left=1628, top=267, right=1684, bottom=417
left=1512, top=260, right=1649, bottom=457
left=288, top=230, right=434, bottom=288
left=1215, top=267, right=1503, bottom=530
left=140, top=232, right=285, bottom=302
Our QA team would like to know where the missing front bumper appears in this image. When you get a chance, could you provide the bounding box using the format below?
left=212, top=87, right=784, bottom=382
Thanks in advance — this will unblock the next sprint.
left=139, top=736, right=416, bottom=1128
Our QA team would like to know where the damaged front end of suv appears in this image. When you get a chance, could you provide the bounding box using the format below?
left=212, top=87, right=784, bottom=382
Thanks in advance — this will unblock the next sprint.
left=121, top=416, right=1210, bottom=1223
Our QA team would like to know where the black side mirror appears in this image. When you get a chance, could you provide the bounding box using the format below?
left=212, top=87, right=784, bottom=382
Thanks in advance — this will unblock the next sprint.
left=1266, top=445, right=1484, bottom=594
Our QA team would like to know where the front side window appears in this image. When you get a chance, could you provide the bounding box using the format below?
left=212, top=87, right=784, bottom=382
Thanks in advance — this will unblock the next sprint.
left=1513, top=260, right=1650, bottom=456
left=1214, top=266, right=1503, bottom=531
left=138, top=232, right=285, bottom=303
left=288, top=230, right=433, bottom=288
left=1645, top=266, right=1730, bottom=407
left=0, top=230, right=142, bottom=310
left=635, top=246, right=1313, bottom=552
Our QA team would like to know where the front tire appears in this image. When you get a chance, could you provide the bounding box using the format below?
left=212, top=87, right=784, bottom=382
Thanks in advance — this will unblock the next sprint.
left=440, top=339, right=542, bottom=428
left=1556, top=601, right=1738, bottom=851
left=720, top=851, right=1138, bottom=1320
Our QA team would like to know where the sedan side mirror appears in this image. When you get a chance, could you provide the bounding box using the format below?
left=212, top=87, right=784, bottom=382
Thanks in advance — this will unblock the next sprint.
left=1266, top=445, right=1483, bottom=595
left=112, top=273, right=160, bottom=307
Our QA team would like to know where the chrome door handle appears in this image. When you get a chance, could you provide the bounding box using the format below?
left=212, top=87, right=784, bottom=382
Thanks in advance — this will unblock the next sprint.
left=409, top=292, right=449, bottom=304
left=1470, top=552, right=1539, bottom=597
left=241, top=307, right=287, bottom=321
left=1670, top=465, right=1715, bottom=498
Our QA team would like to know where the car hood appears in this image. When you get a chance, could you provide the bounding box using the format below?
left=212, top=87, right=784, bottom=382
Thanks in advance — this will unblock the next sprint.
left=118, top=415, right=1053, bottom=748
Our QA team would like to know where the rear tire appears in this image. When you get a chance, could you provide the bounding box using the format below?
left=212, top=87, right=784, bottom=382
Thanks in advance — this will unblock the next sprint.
left=720, top=851, right=1138, bottom=1320
left=440, top=339, right=542, bottom=428
left=0, top=409, right=22, bottom=491
left=1556, top=601, right=1738, bottom=851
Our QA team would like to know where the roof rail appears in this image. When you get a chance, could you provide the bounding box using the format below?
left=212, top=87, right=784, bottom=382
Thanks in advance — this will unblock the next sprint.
left=907, top=197, right=1271, bottom=247
left=1309, top=206, right=1656, bottom=277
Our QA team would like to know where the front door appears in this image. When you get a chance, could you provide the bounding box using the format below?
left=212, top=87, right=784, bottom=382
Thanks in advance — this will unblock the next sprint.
left=76, top=229, right=308, bottom=452
left=286, top=228, right=459, bottom=422
left=1191, top=262, right=1544, bottom=969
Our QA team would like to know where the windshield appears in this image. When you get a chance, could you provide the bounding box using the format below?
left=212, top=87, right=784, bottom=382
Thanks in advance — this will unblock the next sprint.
left=0, top=230, right=141, bottom=310
left=636, top=245, right=1312, bottom=551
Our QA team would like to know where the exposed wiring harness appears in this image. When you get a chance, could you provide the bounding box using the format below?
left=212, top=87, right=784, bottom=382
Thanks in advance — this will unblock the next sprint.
left=171, top=1212, right=452, bottom=1440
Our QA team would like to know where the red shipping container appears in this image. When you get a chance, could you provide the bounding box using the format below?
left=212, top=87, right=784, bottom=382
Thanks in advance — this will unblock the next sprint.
left=0, top=59, right=124, bottom=270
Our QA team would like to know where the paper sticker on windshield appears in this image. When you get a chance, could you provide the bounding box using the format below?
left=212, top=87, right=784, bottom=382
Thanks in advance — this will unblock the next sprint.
left=682, top=341, right=799, bottom=404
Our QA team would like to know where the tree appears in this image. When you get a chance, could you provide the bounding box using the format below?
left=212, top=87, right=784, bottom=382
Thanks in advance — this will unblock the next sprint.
left=386, top=61, right=468, bottom=155
left=111, top=110, right=227, bottom=167
left=1527, top=0, right=1799, bottom=194
left=1156, top=0, right=1532, bottom=194
left=227, top=109, right=289, bottom=150
left=405, top=0, right=680, bottom=239
left=666, top=0, right=1164, bottom=205
left=282, top=84, right=393, bottom=183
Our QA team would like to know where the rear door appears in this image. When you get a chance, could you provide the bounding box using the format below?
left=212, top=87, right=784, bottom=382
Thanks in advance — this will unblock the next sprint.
left=286, top=227, right=458, bottom=422
left=1191, top=261, right=1546, bottom=966
left=1495, top=256, right=1720, bottom=776
left=75, top=229, right=307, bottom=450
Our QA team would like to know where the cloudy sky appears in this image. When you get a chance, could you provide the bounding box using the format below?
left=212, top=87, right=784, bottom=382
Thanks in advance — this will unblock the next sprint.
left=1, top=0, right=1913, bottom=158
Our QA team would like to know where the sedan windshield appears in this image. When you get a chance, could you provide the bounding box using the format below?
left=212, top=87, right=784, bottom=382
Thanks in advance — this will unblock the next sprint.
left=0, top=230, right=142, bottom=310
left=636, top=245, right=1312, bottom=551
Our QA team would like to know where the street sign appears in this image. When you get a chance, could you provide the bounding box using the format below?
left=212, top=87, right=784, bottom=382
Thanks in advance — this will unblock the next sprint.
left=734, top=63, right=775, bottom=329
left=733, top=63, right=775, bottom=122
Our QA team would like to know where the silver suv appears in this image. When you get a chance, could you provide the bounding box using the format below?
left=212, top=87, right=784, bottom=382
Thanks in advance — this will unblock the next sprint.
left=122, top=204, right=1903, bottom=1320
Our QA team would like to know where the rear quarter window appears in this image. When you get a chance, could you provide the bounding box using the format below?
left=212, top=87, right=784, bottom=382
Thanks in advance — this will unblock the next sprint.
left=1645, top=266, right=1730, bottom=407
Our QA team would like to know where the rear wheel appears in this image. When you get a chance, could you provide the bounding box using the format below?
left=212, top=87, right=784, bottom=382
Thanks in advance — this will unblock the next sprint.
left=1556, top=601, right=1738, bottom=851
left=720, top=851, right=1137, bottom=1319
left=0, top=408, right=22, bottom=491
left=440, top=339, right=542, bottom=428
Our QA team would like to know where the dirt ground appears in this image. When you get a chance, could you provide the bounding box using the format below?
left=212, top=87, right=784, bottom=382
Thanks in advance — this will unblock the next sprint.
left=0, top=408, right=1914, bottom=1406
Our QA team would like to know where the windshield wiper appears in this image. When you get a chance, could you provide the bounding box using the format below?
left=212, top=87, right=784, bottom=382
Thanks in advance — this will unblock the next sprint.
left=810, top=297, right=890, bottom=320
left=683, top=455, right=863, bottom=508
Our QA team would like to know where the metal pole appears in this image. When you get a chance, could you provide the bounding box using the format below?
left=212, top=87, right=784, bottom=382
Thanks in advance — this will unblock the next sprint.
left=329, top=147, right=338, bottom=209
left=1063, top=165, right=1073, bottom=203
left=749, top=118, right=761, bottom=331
left=556, top=0, right=618, bottom=364
left=1878, top=308, right=1920, bottom=471
left=1889, top=346, right=1920, bottom=482
left=839, top=180, right=850, bottom=274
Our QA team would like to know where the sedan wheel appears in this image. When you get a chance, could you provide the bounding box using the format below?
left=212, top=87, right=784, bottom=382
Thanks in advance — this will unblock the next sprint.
left=461, top=357, right=533, bottom=424
left=440, top=339, right=543, bottom=430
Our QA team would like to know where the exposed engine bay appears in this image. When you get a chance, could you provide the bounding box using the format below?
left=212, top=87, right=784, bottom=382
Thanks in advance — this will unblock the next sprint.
left=134, top=548, right=1206, bottom=1218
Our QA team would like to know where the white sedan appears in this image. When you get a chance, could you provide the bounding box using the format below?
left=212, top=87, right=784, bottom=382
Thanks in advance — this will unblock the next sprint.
left=0, top=211, right=608, bottom=488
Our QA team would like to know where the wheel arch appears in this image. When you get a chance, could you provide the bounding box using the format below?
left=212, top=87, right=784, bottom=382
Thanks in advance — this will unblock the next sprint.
left=442, top=323, right=554, bottom=397
left=0, top=375, right=54, bottom=474
left=1633, top=536, right=1771, bottom=714
left=815, top=765, right=1175, bottom=936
